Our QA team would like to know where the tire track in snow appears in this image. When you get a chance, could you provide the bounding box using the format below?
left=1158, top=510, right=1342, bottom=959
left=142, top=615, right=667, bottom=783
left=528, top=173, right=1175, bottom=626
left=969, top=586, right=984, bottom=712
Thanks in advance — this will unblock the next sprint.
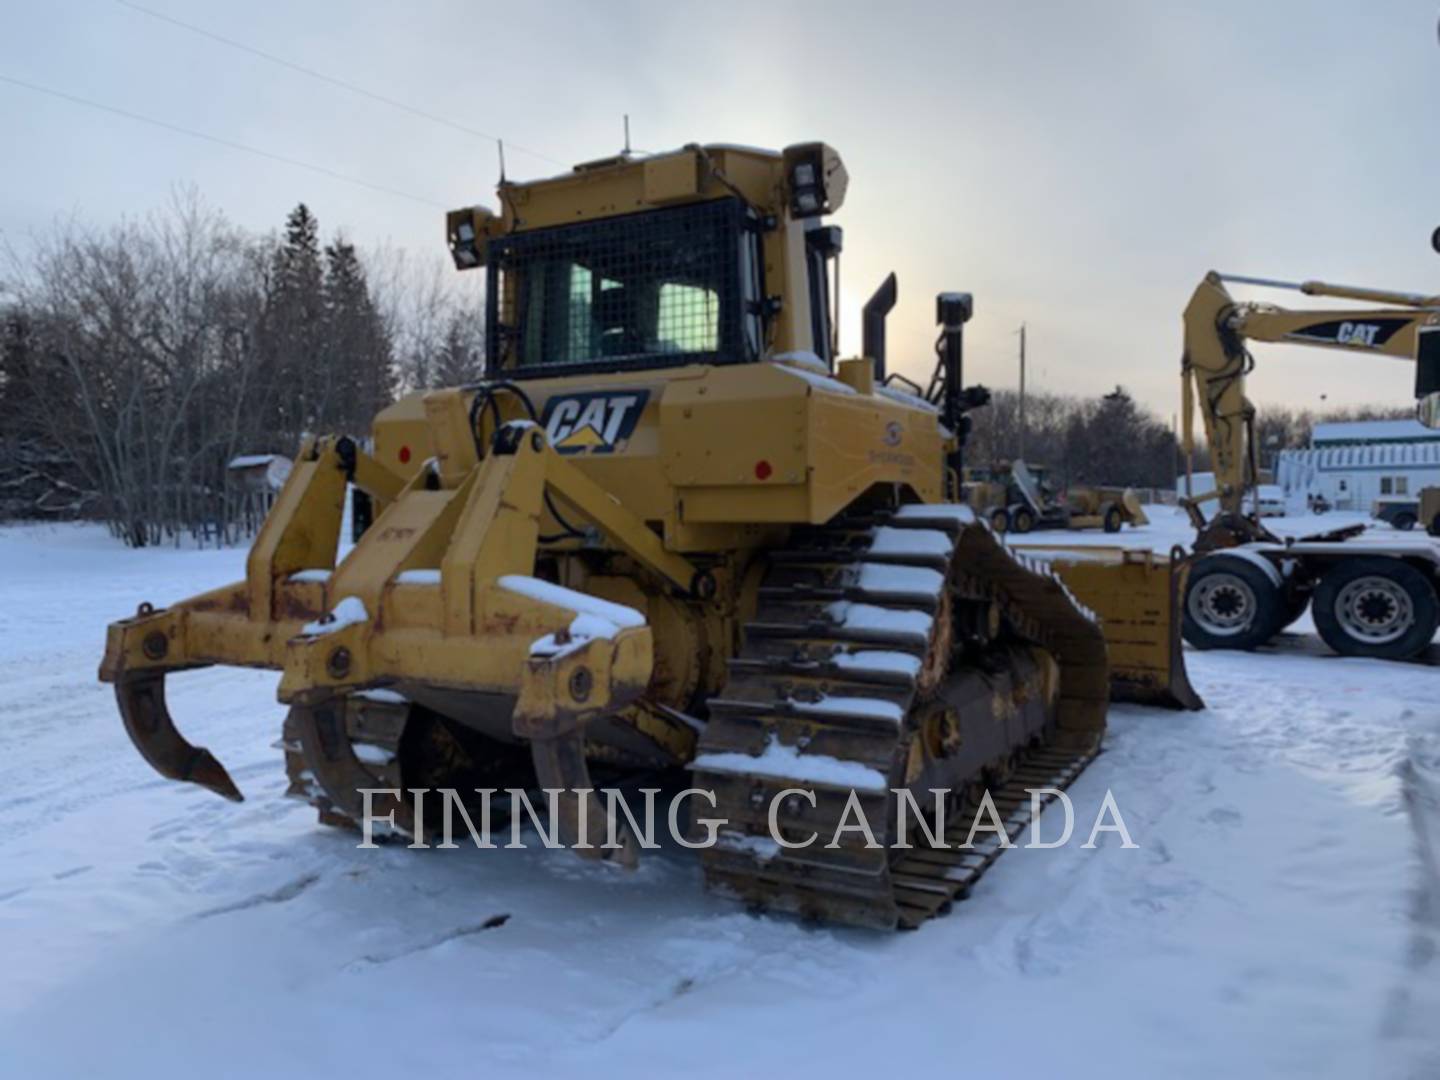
left=350, top=913, right=511, bottom=966
left=1379, top=736, right=1440, bottom=1079
left=191, top=871, right=322, bottom=919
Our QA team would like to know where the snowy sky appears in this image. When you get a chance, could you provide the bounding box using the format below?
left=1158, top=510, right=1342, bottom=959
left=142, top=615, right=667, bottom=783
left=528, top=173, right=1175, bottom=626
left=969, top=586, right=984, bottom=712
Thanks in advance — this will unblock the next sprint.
left=3, top=0, right=1439, bottom=419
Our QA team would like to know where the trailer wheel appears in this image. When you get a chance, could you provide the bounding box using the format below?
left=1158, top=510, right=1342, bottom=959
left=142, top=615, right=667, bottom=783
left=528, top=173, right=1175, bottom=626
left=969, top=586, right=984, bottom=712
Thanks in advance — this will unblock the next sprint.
left=989, top=507, right=1010, bottom=534
left=1009, top=505, right=1036, bottom=534
left=1311, top=557, right=1439, bottom=660
left=1100, top=502, right=1123, bottom=533
left=1391, top=512, right=1417, bottom=532
left=1183, top=556, right=1285, bottom=650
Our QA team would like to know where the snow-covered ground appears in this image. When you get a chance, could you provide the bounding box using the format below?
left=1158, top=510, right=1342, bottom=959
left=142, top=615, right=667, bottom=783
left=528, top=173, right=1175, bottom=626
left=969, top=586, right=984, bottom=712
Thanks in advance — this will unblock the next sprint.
left=2, top=518, right=1439, bottom=1079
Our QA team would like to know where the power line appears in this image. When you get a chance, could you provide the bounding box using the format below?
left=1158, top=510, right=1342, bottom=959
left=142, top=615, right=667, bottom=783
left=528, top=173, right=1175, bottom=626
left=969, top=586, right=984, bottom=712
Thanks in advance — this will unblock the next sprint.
left=114, top=0, right=568, bottom=168
left=0, top=72, right=449, bottom=208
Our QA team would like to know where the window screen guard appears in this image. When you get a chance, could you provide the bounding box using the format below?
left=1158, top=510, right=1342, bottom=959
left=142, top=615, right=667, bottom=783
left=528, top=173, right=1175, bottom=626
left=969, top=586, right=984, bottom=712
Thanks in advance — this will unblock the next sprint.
left=486, top=197, right=762, bottom=376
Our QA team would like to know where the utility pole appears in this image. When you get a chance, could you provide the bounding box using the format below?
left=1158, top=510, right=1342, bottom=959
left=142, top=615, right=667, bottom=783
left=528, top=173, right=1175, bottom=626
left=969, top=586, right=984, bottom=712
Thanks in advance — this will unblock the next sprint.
left=1017, top=323, right=1027, bottom=460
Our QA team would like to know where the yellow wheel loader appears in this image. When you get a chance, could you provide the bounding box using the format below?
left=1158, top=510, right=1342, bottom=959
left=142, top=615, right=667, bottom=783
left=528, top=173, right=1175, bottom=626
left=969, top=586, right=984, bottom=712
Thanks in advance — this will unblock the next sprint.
left=100, top=143, right=1195, bottom=930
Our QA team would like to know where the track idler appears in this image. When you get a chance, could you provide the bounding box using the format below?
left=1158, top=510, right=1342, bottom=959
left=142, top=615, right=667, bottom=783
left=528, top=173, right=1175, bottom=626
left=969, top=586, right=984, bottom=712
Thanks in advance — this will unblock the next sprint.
left=114, top=670, right=243, bottom=803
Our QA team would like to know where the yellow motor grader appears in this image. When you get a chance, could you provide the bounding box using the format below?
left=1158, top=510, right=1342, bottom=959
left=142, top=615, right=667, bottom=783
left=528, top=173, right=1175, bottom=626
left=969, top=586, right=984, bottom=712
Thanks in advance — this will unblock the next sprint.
left=100, top=142, right=1195, bottom=930
left=969, top=461, right=1149, bottom=535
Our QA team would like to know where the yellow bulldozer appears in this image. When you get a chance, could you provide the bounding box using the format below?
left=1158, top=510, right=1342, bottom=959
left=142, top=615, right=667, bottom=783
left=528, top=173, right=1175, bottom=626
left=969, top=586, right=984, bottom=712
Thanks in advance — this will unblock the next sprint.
left=99, top=142, right=1196, bottom=930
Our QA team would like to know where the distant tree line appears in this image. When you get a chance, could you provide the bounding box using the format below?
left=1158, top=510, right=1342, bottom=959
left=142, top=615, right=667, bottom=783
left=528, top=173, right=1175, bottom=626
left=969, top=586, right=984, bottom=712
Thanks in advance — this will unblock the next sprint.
left=0, top=192, right=482, bottom=545
left=966, top=386, right=1182, bottom=490
left=965, top=387, right=1413, bottom=491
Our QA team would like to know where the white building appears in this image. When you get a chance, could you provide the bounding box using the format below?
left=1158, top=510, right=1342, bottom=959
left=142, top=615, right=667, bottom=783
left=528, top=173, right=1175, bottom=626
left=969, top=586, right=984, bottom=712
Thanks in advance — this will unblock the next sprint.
left=1276, top=419, right=1440, bottom=512
left=227, top=453, right=293, bottom=491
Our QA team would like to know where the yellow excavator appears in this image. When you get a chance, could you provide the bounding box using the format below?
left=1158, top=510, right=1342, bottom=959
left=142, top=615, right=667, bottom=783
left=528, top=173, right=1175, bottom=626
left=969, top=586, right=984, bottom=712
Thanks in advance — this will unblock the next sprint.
left=99, top=142, right=1195, bottom=930
left=1180, top=270, right=1440, bottom=659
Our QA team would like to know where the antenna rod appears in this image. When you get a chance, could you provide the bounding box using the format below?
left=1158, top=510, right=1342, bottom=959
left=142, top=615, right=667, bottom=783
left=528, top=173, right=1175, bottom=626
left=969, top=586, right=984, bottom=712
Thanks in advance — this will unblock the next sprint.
left=498, top=139, right=507, bottom=182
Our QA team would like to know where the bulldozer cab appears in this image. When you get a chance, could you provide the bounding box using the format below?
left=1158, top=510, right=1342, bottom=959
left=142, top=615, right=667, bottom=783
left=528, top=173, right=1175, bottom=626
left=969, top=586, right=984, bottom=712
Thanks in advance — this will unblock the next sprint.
left=450, top=144, right=844, bottom=379
left=422, top=143, right=960, bottom=550
left=487, top=197, right=761, bottom=374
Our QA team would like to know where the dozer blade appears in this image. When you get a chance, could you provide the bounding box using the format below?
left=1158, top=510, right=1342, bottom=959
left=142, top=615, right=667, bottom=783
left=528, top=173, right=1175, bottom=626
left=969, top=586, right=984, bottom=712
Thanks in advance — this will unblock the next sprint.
left=1010, top=543, right=1204, bottom=711
left=115, top=671, right=244, bottom=802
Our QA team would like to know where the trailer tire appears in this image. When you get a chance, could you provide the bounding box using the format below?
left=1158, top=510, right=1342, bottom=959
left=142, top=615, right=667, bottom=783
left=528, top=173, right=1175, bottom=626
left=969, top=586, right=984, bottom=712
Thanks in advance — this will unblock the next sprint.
left=1311, top=557, right=1439, bottom=660
left=1391, top=512, right=1417, bottom=532
left=1009, top=506, right=1036, bottom=534
left=1183, top=555, right=1285, bottom=651
left=989, top=507, right=1010, bottom=534
left=1101, top=502, right=1123, bottom=533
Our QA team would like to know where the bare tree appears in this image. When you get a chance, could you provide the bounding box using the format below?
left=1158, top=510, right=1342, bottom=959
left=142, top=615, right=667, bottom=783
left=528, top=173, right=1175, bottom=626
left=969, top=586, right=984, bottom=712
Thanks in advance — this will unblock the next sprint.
left=968, top=386, right=1181, bottom=489
left=1, top=191, right=420, bottom=544
left=372, top=247, right=485, bottom=394
left=6, top=192, right=282, bottom=543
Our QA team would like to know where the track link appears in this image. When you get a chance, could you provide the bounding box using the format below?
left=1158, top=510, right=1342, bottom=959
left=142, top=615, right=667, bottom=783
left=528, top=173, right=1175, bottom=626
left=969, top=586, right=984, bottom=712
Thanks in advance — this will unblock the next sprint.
left=693, top=505, right=1108, bottom=930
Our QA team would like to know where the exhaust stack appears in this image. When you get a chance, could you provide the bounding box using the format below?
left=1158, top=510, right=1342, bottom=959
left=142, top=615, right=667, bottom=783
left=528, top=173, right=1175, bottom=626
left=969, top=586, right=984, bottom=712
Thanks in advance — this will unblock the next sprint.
left=863, top=273, right=898, bottom=380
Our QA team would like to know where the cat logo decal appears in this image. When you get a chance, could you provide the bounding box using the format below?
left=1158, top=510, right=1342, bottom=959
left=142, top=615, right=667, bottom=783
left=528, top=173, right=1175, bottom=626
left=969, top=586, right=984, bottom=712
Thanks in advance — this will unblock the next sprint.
left=541, top=390, right=650, bottom=454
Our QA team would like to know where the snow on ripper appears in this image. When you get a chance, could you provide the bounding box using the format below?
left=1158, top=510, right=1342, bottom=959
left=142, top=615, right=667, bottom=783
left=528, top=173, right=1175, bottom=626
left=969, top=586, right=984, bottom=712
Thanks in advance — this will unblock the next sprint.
left=100, top=140, right=1197, bottom=932
left=355, top=785, right=1139, bottom=854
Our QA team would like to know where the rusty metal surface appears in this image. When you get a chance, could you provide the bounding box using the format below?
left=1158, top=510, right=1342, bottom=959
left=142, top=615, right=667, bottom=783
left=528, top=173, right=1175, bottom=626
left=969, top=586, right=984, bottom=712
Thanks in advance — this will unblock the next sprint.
left=115, top=672, right=243, bottom=802
left=290, top=695, right=413, bottom=833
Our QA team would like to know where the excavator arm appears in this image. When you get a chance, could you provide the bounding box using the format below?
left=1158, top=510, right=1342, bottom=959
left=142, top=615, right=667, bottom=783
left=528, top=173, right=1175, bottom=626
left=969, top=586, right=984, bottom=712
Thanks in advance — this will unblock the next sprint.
left=1180, top=270, right=1440, bottom=548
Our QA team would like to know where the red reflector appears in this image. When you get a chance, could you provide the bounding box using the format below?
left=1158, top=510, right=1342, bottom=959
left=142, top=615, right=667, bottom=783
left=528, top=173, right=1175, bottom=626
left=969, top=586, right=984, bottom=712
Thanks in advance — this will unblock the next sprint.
left=754, top=460, right=773, bottom=480
left=398, top=445, right=412, bottom=464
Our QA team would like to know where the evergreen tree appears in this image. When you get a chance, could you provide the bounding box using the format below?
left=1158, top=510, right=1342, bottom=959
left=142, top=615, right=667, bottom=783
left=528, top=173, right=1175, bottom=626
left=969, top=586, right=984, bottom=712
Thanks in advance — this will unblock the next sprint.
left=432, top=310, right=485, bottom=387
left=322, top=236, right=394, bottom=431
left=262, top=203, right=325, bottom=446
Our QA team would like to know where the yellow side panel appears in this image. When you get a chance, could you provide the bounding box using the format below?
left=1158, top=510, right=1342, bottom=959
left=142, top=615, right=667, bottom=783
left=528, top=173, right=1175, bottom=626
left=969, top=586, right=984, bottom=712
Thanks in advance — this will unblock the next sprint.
left=643, top=152, right=700, bottom=204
